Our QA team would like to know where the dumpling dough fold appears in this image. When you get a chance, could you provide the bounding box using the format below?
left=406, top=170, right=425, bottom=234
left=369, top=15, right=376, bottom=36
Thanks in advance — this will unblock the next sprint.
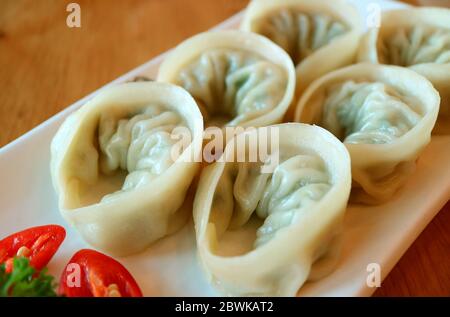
left=294, top=64, right=440, bottom=204
left=241, top=0, right=363, bottom=119
left=357, top=8, right=450, bottom=134
left=51, top=82, right=204, bottom=256
left=157, top=30, right=296, bottom=128
left=194, top=123, right=351, bottom=296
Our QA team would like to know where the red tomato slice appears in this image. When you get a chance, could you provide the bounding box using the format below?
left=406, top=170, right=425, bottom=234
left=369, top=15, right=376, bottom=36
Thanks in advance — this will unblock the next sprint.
left=59, top=249, right=143, bottom=297
left=0, top=225, right=66, bottom=271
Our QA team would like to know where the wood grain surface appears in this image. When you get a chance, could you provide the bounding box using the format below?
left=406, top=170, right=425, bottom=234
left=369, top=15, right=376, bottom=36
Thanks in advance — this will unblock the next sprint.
left=0, top=0, right=448, bottom=296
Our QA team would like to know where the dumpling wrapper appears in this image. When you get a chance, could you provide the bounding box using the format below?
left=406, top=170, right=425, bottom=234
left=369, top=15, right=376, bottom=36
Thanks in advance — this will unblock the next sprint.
left=51, top=82, right=204, bottom=256
left=194, top=123, right=351, bottom=296
left=241, top=0, right=363, bottom=119
left=357, top=8, right=450, bottom=134
left=157, top=30, right=296, bottom=128
left=294, top=64, right=440, bottom=204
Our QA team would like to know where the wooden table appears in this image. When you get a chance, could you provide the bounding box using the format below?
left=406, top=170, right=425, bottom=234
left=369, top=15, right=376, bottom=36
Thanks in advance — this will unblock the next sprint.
left=0, top=0, right=448, bottom=296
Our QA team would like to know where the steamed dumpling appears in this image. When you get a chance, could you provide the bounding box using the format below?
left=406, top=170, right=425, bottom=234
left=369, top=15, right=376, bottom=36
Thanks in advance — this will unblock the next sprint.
left=321, top=81, right=421, bottom=144
left=357, top=8, right=450, bottom=134
left=51, top=82, right=204, bottom=256
left=253, top=155, right=331, bottom=248
left=295, top=64, right=440, bottom=204
left=241, top=0, right=362, bottom=118
left=261, top=11, right=348, bottom=65
left=194, top=123, right=351, bottom=296
left=99, top=105, right=184, bottom=200
left=378, top=27, right=450, bottom=66
left=157, top=30, right=296, bottom=128
left=174, top=49, right=287, bottom=127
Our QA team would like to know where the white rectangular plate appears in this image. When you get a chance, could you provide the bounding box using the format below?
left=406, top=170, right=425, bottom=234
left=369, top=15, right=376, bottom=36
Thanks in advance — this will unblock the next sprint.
left=1, top=0, right=449, bottom=296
